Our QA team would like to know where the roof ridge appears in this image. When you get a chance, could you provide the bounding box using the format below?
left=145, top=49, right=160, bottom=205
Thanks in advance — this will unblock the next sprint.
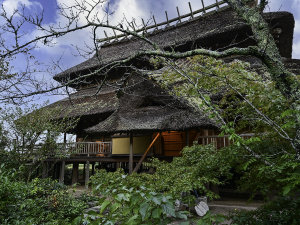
left=97, top=0, right=228, bottom=47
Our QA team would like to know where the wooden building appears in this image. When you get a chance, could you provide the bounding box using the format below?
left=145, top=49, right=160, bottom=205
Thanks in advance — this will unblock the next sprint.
left=42, top=2, right=300, bottom=186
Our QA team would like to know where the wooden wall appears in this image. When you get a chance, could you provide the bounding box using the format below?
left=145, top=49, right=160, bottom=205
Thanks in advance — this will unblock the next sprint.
left=112, top=136, right=151, bottom=155
left=152, top=129, right=217, bottom=157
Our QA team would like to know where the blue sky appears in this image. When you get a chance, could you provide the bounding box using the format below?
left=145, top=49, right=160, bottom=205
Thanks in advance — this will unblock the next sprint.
left=1, top=0, right=300, bottom=104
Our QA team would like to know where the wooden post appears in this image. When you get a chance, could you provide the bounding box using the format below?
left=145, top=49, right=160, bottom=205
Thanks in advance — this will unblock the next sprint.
left=153, top=16, right=158, bottom=30
left=189, top=2, right=194, bottom=18
left=92, top=162, right=95, bottom=175
left=201, top=0, right=206, bottom=13
left=63, top=133, right=67, bottom=143
left=204, top=129, right=209, bottom=145
left=129, top=133, right=133, bottom=174
left=42, top=161, right=48, bottom=178
left=85, top=161, right=90, bottom=189
left=176, top=6, right=182, bottom=23
left=186, top=130, right=190, bottom=147
left=165, top=11, right=169, bottom=25
left=72, top=163, right=79, bottom=184
left=55, top=162, right=60, bottom=179
left=59, top=161, right=65, bottom=184
left=133, top=133, right=160, bottom=173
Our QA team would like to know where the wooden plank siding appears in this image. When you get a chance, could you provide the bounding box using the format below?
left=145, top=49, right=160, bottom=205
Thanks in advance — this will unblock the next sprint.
left=161, top=131, right=185, bottom=157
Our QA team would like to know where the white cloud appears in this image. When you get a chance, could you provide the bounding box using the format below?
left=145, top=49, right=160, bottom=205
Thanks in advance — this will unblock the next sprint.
left=2, top=0, right=42, bottom=17
left=295, top=20, right=300, bottom=34
left=292, top=0, right=300, bottom=7
left=293, top=41, right=300, bottom=59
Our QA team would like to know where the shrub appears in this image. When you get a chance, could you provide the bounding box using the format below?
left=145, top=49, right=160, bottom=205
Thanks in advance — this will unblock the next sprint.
left=230, top=196, right=300, bottom=225
left=87, top=169, right=188, bottom=225
left=0, top=164, right=87, bottom=224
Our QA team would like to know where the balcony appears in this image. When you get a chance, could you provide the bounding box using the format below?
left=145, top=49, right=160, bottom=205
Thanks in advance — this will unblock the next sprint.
left=198, top=133, right=254, bottom=149
left=52, top=142, right=112, bottom=158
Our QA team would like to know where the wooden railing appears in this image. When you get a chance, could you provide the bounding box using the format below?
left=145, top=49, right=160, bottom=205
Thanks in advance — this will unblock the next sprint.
left=54, top=142, right=112, bottom=157
left=198, top=134, right=254, bottom=149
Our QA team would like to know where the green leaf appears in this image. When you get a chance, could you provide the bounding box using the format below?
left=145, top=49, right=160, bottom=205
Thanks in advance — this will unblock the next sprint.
left=100, top=200, right=111, bottom=214
left=283, top=186, right=291, bottom=196
left=71, top=216, right=82, bottom=225
left=152, top=196, right=161, bottom=205
left=139, top=202, right=150, bottom=220
left=152, top=208, right=162, bottom=219
left=179, top=222, right=190, bottom=225
left=162, top=203, right=176, bottom=217
left=176, top=211, right=188, bottom=220
left=126, top=215, right=139, bottom=225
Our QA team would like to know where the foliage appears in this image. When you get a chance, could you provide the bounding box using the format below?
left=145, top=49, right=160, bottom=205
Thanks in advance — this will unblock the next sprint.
left=236, top=151, right=300, bottom=198
left=230, top=196, right=300, bottom=225
left=194, top=212, right=227, bottom=225
left=0, top=123, right=8, bottom=150
left=0, top=104, right=79, bottom=180
left=91, top=144, right=233, bottom=202
left=145, top=144, right=234, bottom=200
left=217, top=137, right=300, bottom=199
left=0, top=164, right=87, bottom=225
left=82, top=184, right=187, bottom=225
left=153, top=55, right=297, bottom=137
left=85, top=144, right=236, bottom=224
left=152, top=54, right=300, bottom=200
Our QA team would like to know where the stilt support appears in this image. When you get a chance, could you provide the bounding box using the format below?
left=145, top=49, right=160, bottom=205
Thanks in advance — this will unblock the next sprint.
left=85, top=161, right=90, bottom=189
left=59, top=161, right=65, bottom=184
left=129, top=133, right=133, bottom=174
left=92, top=162, right=95, bottom=175
left=42, top=161, right=48, bottom=178
left=72, top=163, right=79, bottom=185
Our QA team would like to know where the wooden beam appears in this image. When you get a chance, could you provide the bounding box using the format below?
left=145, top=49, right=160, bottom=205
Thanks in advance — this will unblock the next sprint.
left=91, top=162, right=95, bottom=175
left=129, top=134, right=133, bottom=174
left=72, top=162, right=79, bottom=185
left=85, top=161, right=90, bottom=189
left=63, top=133, right=67, bottom=144
left=133, top=133, right=160, bottom=173
left=186, top=131, right=190, bottom=146
left=59, top=161, right=65, bottom=184
left=42, top=161, right=48, bottom=178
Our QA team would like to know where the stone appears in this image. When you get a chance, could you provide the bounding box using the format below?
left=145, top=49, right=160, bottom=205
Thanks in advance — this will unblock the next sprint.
left=195, top=201, right=209, bottom=217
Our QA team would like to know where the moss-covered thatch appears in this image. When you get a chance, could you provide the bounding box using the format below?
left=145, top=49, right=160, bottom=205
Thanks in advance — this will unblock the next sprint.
left=44, top=86, right=118, bottom=119
left=54, top=9, right=294, bottom=83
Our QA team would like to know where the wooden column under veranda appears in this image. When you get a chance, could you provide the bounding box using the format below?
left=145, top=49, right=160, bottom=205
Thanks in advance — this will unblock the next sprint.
left=129, top=133, right=133, bottom=174
left=42, top=161, right=48, bottom=178
left=59, top=161, right=65, bottom=183
left=72, top=162, right=79, bottom=184
left=85, top=161, right=90, bottom=189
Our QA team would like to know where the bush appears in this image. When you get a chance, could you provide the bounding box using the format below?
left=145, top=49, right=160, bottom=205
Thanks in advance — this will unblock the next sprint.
left=230, top=196, right=300, bottom=225
left=91, top=144, right=233, bottom=202
left=87, top=169, right=188, bottom=225
left=0, top=164, right=87, bottom=224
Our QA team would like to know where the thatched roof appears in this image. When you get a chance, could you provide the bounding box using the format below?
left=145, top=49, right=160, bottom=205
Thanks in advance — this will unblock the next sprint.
left=85, top=108, right=214, bottom=134
left=283, top=58, right=300, bottom=75
left=44, top=72, right=218, bottom=134
left=83, top=73, right=218, bottom=134
left=44, top=86, right=118, bottom=119
left=54, top=8, right=294, bottom=83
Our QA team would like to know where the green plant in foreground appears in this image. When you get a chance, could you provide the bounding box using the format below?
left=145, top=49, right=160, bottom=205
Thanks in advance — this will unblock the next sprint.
left=0, top=164, right=87, bottom=225
left=83, top=169, right=189, bottom=225
left=230, top=196, right=300, bottom=225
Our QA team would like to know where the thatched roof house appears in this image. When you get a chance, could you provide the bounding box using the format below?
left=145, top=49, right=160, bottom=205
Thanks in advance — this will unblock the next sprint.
left=44, top=3, right=300, bottom=177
